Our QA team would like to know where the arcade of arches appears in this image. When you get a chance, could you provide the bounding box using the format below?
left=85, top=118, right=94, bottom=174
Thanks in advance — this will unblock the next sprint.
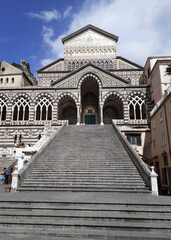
left=0, top=76, right=146, bottom=125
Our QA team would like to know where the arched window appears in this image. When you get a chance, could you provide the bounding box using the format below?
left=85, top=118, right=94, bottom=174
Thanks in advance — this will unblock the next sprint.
left=109, top=61, right=113, bottom=69
left=80, top=62, right=83, bottom=67
left=72, top=62, right=75, bottom=70
left=105, top=61, right=108, bottom=70
left=0, top=97, right=7, bottom=121
left=97, top=61, right=100, bottom=67
left=68, top=62, right=71, bottom=71
left=101, top=61, right=104, bottom=68
left=128, top=95, right=146, bottom=120
left=76, top=62, right=79, bottom=69
left=12, top=97, right=30, bottom=121
left=35, top=96, right=53, bottom=121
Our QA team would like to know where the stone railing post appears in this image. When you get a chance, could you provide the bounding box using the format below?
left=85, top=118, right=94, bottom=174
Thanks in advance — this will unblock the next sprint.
left=11, top=166, right=19, bottom=192
left=150, top=166, right=158, bottom=196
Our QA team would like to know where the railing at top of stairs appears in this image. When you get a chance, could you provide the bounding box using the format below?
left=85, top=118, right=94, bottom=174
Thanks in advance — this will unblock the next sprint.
left=112, top=120, right=158, bottom=196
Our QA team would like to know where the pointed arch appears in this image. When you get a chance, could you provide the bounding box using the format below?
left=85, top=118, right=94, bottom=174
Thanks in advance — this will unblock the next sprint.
left=58, top=94, right=77, bottom=124
left=0, top=94, right=7, bottom=121
left=128, top=92, right=147, bottom=120
left=12, top=95, right=30, bottom=121
left=35, top=93, right=54, bottom=121
left=103, top=92, right=124, bottom=124
left=78, top=73, right=102, bottom=89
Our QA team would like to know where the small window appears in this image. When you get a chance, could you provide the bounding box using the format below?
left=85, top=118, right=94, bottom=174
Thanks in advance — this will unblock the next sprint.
left=127, top=134, right=141, bottom=146
left=105, top=61, right=108, bottom=69
left=101, top=61, right=104, bottom=68
left=159, top=110, right=163, bottom=122
left=153, top=120, right=156, bottom=129
left=163, top=155, right=168, bottom=166
left=19, top=134, right=22, bottom=143
left=109, top=61, right=113, bottom=69
left=153, top=139, right=155, bottom=147
left=11, top=77, right=14, bottom=83
left=0, top=78, right=3, bottom=83
left=68, top=62, right=71, bottom=71
left=161, top=130, right=165, bottom=146
left=14, top=135, right=17, bottom=144
left=1, top=67, right=5, bottom=72
left=147, top=67, right=150, bottom=78
left=38, top=134, right=41, bottom=140
left=6, top=78, right=9, bottom=83
left=72, top=62, right=75, bottom=70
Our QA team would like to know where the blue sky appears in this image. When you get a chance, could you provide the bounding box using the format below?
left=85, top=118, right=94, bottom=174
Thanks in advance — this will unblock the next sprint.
left=1, top=0, right=171, bottom=77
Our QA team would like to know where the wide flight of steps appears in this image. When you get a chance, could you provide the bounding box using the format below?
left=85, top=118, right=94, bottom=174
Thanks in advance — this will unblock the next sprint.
left=18, top=125, right=149, bottom=193
left=1, top=125, right=171, bottom=239
left=0, top=193, right=171, bottom=239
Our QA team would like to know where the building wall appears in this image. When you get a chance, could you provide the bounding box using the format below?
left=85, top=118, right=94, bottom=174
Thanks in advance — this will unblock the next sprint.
left=144, top=57, right=171, bottom=104
left=150, top=89, right=171, bottom=193
left=0, top=61, right=34, bottom=87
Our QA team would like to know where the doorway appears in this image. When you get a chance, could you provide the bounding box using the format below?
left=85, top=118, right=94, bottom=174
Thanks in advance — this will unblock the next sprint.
left=85, top=114, right=96, bottom=124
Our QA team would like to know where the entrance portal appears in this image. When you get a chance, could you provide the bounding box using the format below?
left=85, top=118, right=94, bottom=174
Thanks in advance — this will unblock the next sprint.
left=85, top=115, right=96, bottom=124
left=84, top=106, right=97, bottom=124
left=81, top=75, right=99, bottom=124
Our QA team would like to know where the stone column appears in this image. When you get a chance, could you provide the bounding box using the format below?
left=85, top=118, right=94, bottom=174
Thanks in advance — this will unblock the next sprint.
left=5, top=102, right=12, bottom=125
left=29, top=102, right=35, bottom=124
left=52, top=102, right=58, bottom=124
left=123, top=100, right=129, bottom=124
left=76, top=104, right=80, bottom=125
left=100, top=105, right=104, bottom=125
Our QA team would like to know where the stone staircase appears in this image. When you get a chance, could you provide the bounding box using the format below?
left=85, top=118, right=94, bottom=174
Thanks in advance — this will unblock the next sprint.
left=18, top=125, right=149, bottom=193
left=1, top=125, right=171, bottom=239
left=0, top=192, right=171, bottom=239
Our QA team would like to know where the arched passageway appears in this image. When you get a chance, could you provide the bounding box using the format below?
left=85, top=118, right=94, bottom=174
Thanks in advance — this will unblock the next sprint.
left=81, top=75, right=99, bottom=124
left=103, top=95, right=123, bottom=124
left=58, top=96, right=77, bottom=124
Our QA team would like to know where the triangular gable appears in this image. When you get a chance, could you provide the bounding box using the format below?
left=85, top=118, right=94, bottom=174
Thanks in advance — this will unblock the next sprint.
left=37, top=58, right=64, bottom=73
left=52, top=63, right=129, bottom=89
left=62, top=24, right=119, bottom=44
left=0, top=61, right=22, bottom=75
left=116, top=56, right=143, bottom=69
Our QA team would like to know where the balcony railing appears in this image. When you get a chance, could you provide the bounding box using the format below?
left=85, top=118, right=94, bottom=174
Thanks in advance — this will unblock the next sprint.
left=129, top=119, right=148, bottom=124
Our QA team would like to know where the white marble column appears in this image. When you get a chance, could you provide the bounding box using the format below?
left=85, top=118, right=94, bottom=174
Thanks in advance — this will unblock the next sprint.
left=76, top=105, right=80, bottom=125
left=100, top=105, right=104, bottom=125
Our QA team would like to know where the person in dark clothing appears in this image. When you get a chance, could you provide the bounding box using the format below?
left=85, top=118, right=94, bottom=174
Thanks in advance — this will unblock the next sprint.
left=3, top=168, right=9, bottom=184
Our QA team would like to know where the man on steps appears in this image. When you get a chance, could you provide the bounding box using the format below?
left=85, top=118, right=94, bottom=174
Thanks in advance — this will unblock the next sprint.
left=3, top=168, right=9, bottom=184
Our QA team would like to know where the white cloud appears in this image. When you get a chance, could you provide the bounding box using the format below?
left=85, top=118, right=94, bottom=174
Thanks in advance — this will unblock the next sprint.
left=41, top=26, right=65, bottom=65
left=28, top=9, right=61, bottom=22
left=41, top=58, right=55, bottom=66
left=63, top=6, right=72, bottom=18
left=41, top=0, right=171, bottom=66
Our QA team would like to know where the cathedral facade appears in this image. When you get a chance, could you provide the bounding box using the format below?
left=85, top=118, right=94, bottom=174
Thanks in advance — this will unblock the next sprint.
left=0, top=25, right=149, bottom=166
